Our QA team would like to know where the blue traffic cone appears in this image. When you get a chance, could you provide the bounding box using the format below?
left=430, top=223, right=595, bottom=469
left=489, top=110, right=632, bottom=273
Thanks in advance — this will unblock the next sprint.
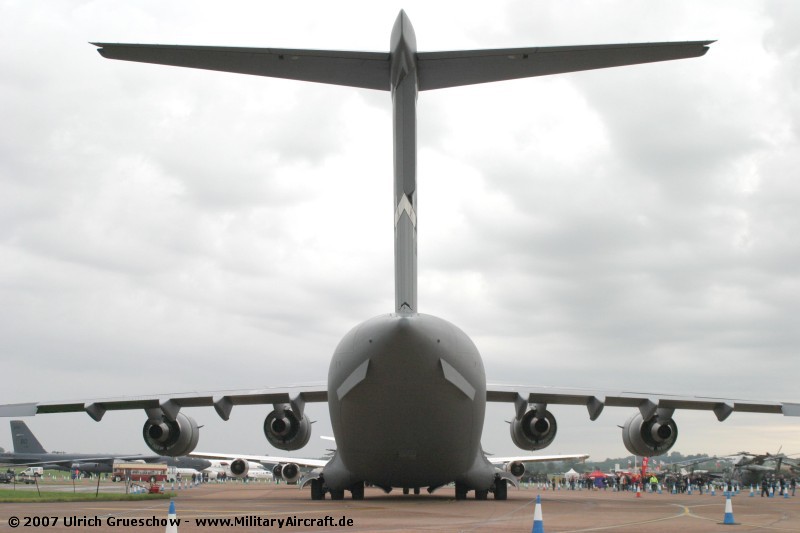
left=165, top=500, right=178, bottom=533
left=721, top=493, right=737, bottom=525
left=531, top=495, right=544, bottom=533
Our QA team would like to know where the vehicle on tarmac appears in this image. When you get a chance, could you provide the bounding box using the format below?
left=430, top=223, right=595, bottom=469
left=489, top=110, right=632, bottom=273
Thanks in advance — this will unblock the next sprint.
left=111, top=462, right=168, bottom=483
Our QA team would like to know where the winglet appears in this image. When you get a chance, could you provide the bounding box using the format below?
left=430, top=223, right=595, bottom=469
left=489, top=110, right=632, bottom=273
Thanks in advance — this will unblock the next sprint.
left=782, top=403, right=800, bottom=417
left=0, top=403, right=38, bottom=417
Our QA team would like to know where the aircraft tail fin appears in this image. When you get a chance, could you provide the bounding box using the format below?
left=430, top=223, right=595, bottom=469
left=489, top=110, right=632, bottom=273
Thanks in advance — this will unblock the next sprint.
left=10, top=420, right=47, bottom=454
left=92, top=43, right=391, bottom=91
left=416, top=41, right=714, bottom=91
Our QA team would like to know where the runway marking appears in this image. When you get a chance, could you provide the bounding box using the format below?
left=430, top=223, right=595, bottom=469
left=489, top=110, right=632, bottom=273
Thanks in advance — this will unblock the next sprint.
left=678, top=503, right=800, bottom=531
left=548, top=502, right=800, bottom=533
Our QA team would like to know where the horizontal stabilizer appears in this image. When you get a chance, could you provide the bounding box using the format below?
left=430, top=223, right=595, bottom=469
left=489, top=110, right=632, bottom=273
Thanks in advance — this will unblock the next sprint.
left=92, top=43, right=390, bottom=91
left=417, top=41, right=714, bottom=91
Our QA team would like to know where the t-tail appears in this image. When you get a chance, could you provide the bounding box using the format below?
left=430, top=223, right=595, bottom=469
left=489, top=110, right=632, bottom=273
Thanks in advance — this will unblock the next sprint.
left=91, top=11, right=712, bottom=315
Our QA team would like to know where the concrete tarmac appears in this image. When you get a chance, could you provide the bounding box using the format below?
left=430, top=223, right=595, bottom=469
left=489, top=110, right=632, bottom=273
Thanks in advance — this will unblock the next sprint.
left=2, top=483, right=798, bottom=532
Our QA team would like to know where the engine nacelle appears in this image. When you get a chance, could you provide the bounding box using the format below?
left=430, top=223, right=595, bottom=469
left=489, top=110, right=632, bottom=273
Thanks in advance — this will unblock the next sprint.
left=510, top=408, right=557, bottom=451
left=504, top=460, right=526, bottom=479
left=273, top=463, right=301, bottom=483
left=621, top=412, right=678, bottom=457
left=229, top=458, right=249, bottom=478
left=264, top=405, right=311, bottom=451
left=142, top=412, right=200, bottom=457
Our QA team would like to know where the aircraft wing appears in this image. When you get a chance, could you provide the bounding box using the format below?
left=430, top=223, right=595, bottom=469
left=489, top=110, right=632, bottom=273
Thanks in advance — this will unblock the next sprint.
left=416, top=41, right=714, bottom=91
left=91, top=43, right=390, bottom=91
left=488, top=454, right=589, bottom=465
left=0, top=384, right=328, bottom=422
left=486, top=384, right=800, bottom=422
left=189, top=451, right=328, bottom=469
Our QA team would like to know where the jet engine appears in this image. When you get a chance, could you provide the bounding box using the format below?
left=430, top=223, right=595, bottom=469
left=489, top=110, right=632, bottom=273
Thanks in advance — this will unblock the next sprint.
left=142, top=412, right=200, bottom=456
left=510, top=407, right=557, bottom=451
left=272, top=463, right=301, bottom=483
left=504, top=460, right=526, bottom=479
left=229, top=458, right=249, bottom=478
left=264, top=404, right=311, bottom=451
left=621, top=412, right=678, bottom=457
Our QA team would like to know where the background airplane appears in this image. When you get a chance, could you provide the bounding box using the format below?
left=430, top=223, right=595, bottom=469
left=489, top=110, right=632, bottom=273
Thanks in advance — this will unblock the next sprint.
left=200, top=457, right=274, bottom=481
left=1, top=9, right=798, bottom=502
left=0, top=420, right=210, bottom=476
left=724, top=451, right=800, bottom=486
left=189, top=449, right=589, bottom=487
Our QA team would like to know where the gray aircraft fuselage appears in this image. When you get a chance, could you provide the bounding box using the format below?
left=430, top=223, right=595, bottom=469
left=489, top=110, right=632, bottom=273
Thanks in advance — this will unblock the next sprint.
left=322, top=13, right=495, bottom=492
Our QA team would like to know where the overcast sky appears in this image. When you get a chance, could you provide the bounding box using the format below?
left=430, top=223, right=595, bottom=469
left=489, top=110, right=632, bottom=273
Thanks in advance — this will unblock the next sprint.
left=1, top=0, right=799, bottom=464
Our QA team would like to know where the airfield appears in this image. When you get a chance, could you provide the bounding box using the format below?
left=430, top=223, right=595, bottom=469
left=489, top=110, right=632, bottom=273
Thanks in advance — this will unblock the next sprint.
left=2, top=481, right=798, bottom=532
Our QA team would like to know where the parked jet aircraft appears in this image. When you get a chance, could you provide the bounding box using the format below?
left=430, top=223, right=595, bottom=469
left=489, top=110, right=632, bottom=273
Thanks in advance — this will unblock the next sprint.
left=201, top=457, right=274, bottom=481
left=0, top=420, right=210, bottom=475
left=189, top=450, right=588, bottom=487
left=1, top=11, right=798, bottom=500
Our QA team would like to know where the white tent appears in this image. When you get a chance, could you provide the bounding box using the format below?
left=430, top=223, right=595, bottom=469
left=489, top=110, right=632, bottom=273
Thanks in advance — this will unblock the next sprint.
left=564, top=468, right=580, bottom=480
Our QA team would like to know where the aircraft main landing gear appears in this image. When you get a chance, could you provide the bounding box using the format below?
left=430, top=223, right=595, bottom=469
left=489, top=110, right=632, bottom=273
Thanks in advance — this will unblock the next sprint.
left=310, top=479, right=324, bottom=500
left=455, top=482, right=468, bottom=500
left=351, top=482, right=364, bottom=500
left=493, top=478, right=508, bottom=500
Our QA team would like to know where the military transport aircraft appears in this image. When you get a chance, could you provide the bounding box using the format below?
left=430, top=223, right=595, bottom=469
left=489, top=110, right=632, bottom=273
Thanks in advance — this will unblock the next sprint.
left=1, top=11, right=798, bottom=501
left=0, top=420, right=210, bottom=475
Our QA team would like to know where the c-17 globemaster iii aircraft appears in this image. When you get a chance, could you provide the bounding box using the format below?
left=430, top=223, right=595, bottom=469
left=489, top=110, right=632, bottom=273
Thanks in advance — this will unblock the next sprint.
left=1, top=11, right=799, bottom=501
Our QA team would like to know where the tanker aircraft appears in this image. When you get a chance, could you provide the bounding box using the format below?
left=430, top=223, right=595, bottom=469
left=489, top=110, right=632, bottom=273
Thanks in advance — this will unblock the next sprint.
left=1, top=11, right=798, bottom=500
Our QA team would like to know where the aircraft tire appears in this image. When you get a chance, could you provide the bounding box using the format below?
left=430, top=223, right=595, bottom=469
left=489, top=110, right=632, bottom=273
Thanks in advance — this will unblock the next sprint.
left=455, top=482, right=468, bottom=500
left=414, top=487, right=420, bottom=495
left=403, top=487, right=409, bottom=495
left=330, top=489, right=345, bottom=500
left=475, top=489, right=488, bottom=500
left=351, top=482, right=365, bottom=500
left=310, top=479, right=324, bottom=500
left=494, top=479, right=507, bottom=500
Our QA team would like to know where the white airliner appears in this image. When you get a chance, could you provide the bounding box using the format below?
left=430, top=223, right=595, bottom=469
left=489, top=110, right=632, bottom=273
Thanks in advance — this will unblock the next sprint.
left=189, top=449, right=588, bottom=489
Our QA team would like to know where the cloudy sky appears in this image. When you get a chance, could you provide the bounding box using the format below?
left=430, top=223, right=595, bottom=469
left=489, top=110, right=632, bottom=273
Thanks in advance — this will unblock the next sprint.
left=1, top=0, right=799, bottom=463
